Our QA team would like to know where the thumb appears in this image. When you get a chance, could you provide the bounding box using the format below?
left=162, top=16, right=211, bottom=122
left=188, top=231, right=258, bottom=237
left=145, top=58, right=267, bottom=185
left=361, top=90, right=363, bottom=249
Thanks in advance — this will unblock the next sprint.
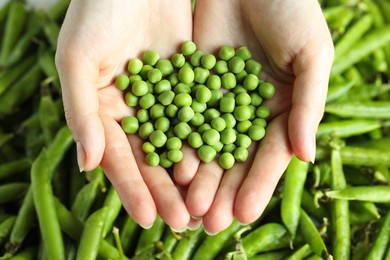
left=55, top=51, right=105, bottom=172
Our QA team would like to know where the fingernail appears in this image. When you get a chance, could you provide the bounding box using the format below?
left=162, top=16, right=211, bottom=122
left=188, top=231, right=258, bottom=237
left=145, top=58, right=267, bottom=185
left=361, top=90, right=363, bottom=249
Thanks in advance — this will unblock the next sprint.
left=171, top=226, right=187, bottom=233
left=187, top=222, right=202, bottom=231
left=140, top=223, right=153, bottom=229
left=76, top=141, right=85, bottom=172
left=191, top=215, right=202, bottom=220
left=309, top=134, right=316, bottom=164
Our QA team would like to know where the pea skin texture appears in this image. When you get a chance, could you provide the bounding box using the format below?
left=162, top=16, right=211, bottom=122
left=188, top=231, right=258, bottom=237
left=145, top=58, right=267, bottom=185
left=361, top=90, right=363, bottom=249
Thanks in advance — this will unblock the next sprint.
left=166, top=137, right=182, bottom=150
left=121, top=116, right=139, bottom=134
left=146, top=152, right=160, bottom=167
left=132, top=80, right=148, bottom=96
left=202, top=129, right=221, bottom=146
left=219, top=152, right=235, bottom=170
left=188, top=132, right=203, bottom=148
left=149, top=130, right=167, bottom=148
left=143, top=50, right=160, bottom=65
left=198, top=145, right=217, bottom=163
left=128, top=58, right=143, bottom=75
left=181, top=40, right=197, bottom=56
left=115, top=74, right=130, bottom=90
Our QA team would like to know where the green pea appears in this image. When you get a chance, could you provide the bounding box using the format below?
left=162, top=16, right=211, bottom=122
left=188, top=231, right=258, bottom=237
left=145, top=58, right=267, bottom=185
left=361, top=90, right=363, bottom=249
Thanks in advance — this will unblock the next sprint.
left=174, top=122, right=192, bottom=139
left=171, top=53, right=186, bottom=68
left=194, top=67, right=210, bottom=84
left=125, top=92, right=138, bottom=107
left=178, top=106, right=195, bottom=122
left=197, top=145, right=217, bottom=163
left=211, top=117, right=226, bottom=132
left=132, top=80, right=148, bottom=96
left=221, top=72, right=237, bottom=89
left=236, top=92, right=251, bottom=106
left=142, top=142, right=155, bottom=154
left=178, top=66, right=195, bottom=84
left=245, top=59, right=262, bottom=75
left=166, top=137, right=182, bottom=150
left=139, top=93, right=155, bottom=109
left=214, top=60, right=229, bottom=75
left=206, top=75, right=221, bottom=90
left=190, top=112, right=205, bottom=127
left=167, top=149, right=183, bottom=163
left=136, top=109, right=149, bottom=123
left=139, top=122, right=154, bottom=139
left=145, top=152, right=160, bottom=167
left=243, top=74, right=259, bottom=91
left=204, top=108, right=221, bottom=123
left=235, top=134, right=251, bottom=148
left=174, top=93, right=192, bottom=107
left=182, top=62, right=194, bottom=69
left=201, top=54, right=216, bottom=69
left=147, top=68, right=163, bottom=84
left=212, top=141, right=224, bottom=153
left=249, top=105, right=256, bottom=120
left=159, top=152, right=173, bottom=168
left=248, top=125, right=266, bottom=141
left=139, top=65, right=153, bottom=80
left=224, top=92, right=236, bottom=98
left=188, top=132, right=203, bottom=148
left=234, top=106, right=252, bottom=121
left=158, top=90, right=175, bottom=106
left=191, top=100, right=207, bottom=113
left=129, top=74, right=142, bottom=85
left=219, top=152, right=235, bottom=170
left=223, top=143, right=236, bottom=153
left=143, top=50, right=160, bottom=66
left=154, top=117, right=170, bottom=132
left=127, top=58, right=143, bottom=75
left=228, top=56, right=245, bottom=74
left=165, top=104, right=179, bottom=118
left=202, top=129, right=220, bottom=145
left=181, top=40, right=197, bottom=56
left=121, top=116, right=139, bottom=134
left=256, top=106, right=270, bottom=118
left=150, top=104, right=166, bottom=120
left=252, top=118, right=267, bottom=127
left=221, top=113, right=236, bottom=128
left=198, top=123, right=212, bottom=134
left=156, top=59, right=174, bottom=76
left=219, top=46, right=235, bottom=61
left=149, top=130, right=167, bottom=148
left=155, top=79, right=171, bottom=94
left=237, top=120, right=252, bottom=133
left=115, top=74, right=130, bottom=90
left=220, top=128, right=237, bottom=144
left=234, top=147, right=249, bottom=162
left=190, top=50, right=204, bottom=67
left=258, top=82, right=276, bottom=99
left=196, top=86, right=212, bottom=103
left=235, top=46, right=252, bottom=61
left=232, top=85, right=247, bottom=94
left=220, top=96, right=235, bottom=113
left=168, top=73, right=179, bottom=86
left=235, top=70, right=248, bottom=84
left=146, top=81, right=154, bottom=94
left=174, top=83, right=192, bottom=94
left=207, top=89, right=223, bottom=108
left=250, top=93, right=263, bottom=106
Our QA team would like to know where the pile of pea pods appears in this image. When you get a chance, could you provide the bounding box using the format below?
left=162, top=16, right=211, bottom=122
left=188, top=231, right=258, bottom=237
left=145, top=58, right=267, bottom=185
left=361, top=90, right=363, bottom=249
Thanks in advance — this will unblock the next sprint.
left=1, top=0, right=390, bottom=259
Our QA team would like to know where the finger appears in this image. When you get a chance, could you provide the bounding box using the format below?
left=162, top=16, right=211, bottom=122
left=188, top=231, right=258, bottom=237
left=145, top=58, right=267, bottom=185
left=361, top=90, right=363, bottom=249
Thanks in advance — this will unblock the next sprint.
left=55, top=48, right=105, bottom=172
left=186, top=161, right=224, bottom=218
left=202, top=145, right=256, bottom=234
left=234, top=113, right=293, bottom=224
left=173, top=144, right=200, bottom=186
left=187, top=217, right=202, bottom=231
left=129, top=135, right=190, bottom=231
left=99, top=116, right=156, bottom=228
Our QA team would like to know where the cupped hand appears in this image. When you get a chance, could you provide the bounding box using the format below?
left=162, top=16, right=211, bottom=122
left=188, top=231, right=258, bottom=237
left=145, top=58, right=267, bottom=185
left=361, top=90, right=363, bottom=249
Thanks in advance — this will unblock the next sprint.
left=175, top=0, right=334, bottom=234
left=55, top=0, right=193, bottom=230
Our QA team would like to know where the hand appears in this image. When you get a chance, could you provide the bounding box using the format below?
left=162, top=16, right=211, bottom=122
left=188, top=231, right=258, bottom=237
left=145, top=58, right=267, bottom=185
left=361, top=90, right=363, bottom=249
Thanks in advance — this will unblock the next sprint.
left=55, top=0, right=193, bottom=230
left=175, top=0, right=334, bottom=234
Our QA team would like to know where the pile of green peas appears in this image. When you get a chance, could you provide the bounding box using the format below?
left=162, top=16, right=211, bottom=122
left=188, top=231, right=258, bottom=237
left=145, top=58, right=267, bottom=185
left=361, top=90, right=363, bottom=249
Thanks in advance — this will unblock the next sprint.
left=117, top=41, right=275, bottom=170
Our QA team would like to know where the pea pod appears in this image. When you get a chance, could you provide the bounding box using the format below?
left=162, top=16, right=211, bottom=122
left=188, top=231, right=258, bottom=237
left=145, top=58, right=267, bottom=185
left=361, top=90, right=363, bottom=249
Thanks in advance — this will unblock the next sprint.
left=301, top=189, right=329, bottom=221
left=0, top=216, right=16, bottom=245
left=316, top=119, right=382, bottom=139
left=47, top=0, right=70, bottom=22
left=0, top=158, right=31, bottom=181
left=171, top=227, right=205, bottom=260
left=0, top=183, right=29, bottom=205
left=285, top=244, right=312, bottom=260
left=135, top=216, right=165, bottom=255
left=120, top=216, right=140, bottom=255
left=326, top=186, right=390, bottom=202
left=248, top=250, right=290, bottom=260
left=71, top=179, right=100, bottom=222
left=326, top=81, right=354, bottom=103
left=352, top=137, right=390, bottom=151
left=365, top=211, right=390, bottom=259
left=8, top=246, right=37, bottom=260
left=76, top=207, right=107, bottom=260
left=31, top=149, right=65, bottom=260
left=43, top=22, right=60, bottom=49
left=39, top=93, right=61, bottom=145
left=325, top=101, right=390, bottom=119
left=281, top=156, right=309, bottom=239
left=101, top=186, right=123, bottom=237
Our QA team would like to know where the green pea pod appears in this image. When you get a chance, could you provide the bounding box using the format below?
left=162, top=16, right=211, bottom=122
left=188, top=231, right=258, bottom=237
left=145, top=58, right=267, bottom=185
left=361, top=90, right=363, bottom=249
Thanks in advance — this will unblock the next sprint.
left=326, top=186, right=390, bottom=202
left=135, top=216, right=165, bottom=255
left=350, top=201, right=380, bottom=220
left=38, top=49, right=61, bottom=92
left=301, top=189, right=329, bottom=222
left=281, top=156, right=309, bottom=239
left=8, top=246, right=37, bottom=260
left=172, top=227, right=205, bottom=260
left=0, top=1, right=11, bottom=26
left=76, top=207, right=107, bottom=260
left=326, top=81, right=354, bottom=103
left=0, top=183, right=29, bottom=205
left=325, top=101, right=390, bottom=119
left=353, top=137, right=390, bottom=151
left=377, top=0, right=390, bottom=23
left=248, top=250, right=290, bottom=260
left=0, top=216, right=16, bottom=245
left=285, top=244, right=312, bottom=260
left=0, top=55, right=35, bottom=97
left=39, top=94, right=61, bottom=146
left=101, top=186, right=123, bottom=237
left=31, top=149, right=65, bottom=260
left=331, top=25, right=390, bottom=75
left=298, top=209, right=329, bottom=259
left=71, top=180, right=100, bottom=222
left=0, top=1, right=26, bottom=66
left=366, top=211, right=390, bottom=259
left=43, top=22, right=60, bottom=49
left=47, top=0, right=70, bottom=22
left=120, top=216, right=140, bottom=255
left=241, top=223, right=290, bottom=257
left=0, top=64, right=43, bottom=116
left=316, top=119, right=382, bottom=139
left=0, top=158, right=31, bottom=181
left=330, top=145, right=350, bottom=260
